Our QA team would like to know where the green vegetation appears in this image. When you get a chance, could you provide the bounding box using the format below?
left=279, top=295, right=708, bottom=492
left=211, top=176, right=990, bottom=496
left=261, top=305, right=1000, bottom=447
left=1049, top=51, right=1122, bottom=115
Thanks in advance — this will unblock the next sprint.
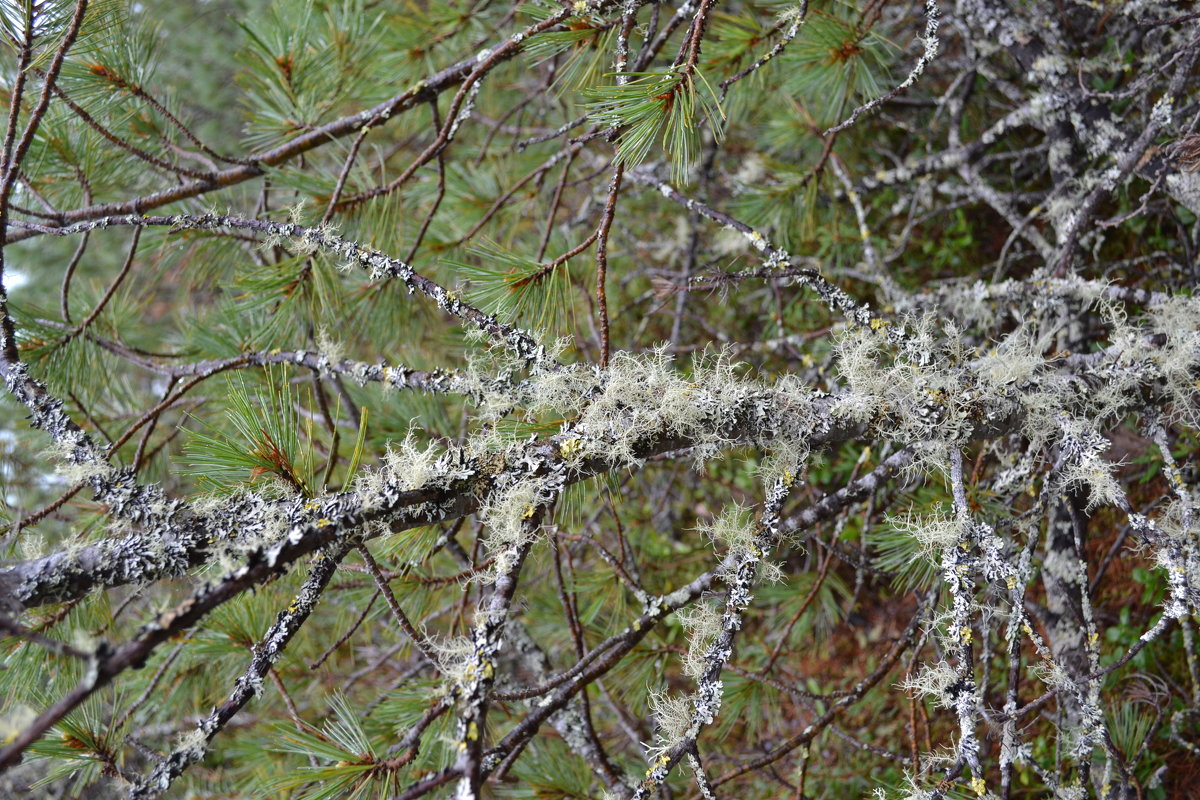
left=0, top=1, right=1198, bottom=799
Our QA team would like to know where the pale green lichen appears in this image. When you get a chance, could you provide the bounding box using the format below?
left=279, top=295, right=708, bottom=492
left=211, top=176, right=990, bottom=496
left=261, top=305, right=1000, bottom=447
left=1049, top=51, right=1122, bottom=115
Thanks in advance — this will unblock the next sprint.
left=897, top=660, right=959, bottom=709
left=675, top=600, right=723, bottom=681
left=381, top=432, right=443, bottom=492
left=315, top=327, right=345, bottom=367
left=18, top=533, right=47, bottom=561
left=428, top=634, right=476, bottom=685
left=479, top=480, right=544, bottom=576
left=0, top=705, right=36, bottom=746
left=1147, top=295, right=1200, bottom=426
left=44, top=436, right=116, bottom=484
left=566, top=346, right=756, bottom=467
left=975, top=330, right=1043, bottom=391
left=646, top=689, right=693, bottom=759
left=699, top=503, right=756, bottom=554
left=887, top=506, right=963, bottom=563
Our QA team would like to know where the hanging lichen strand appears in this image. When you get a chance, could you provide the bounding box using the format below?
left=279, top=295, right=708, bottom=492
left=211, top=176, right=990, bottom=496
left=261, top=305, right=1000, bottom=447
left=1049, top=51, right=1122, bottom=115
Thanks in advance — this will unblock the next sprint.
left=0, top=1, right=1198, bottom=799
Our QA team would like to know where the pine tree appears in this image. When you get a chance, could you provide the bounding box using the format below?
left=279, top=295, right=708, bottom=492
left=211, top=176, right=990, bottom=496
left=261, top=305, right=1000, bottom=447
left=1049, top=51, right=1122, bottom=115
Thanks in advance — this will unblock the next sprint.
left=1, top=1, right=1198, bottom=798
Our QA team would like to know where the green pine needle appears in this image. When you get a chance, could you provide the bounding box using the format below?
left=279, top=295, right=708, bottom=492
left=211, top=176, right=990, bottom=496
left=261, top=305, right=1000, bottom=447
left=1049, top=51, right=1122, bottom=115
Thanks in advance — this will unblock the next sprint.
left=448, top=240, right=574, bottom=334
left=182, top=367, right=316, bottom=496
left=586, top=67, right=725, bottom=184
